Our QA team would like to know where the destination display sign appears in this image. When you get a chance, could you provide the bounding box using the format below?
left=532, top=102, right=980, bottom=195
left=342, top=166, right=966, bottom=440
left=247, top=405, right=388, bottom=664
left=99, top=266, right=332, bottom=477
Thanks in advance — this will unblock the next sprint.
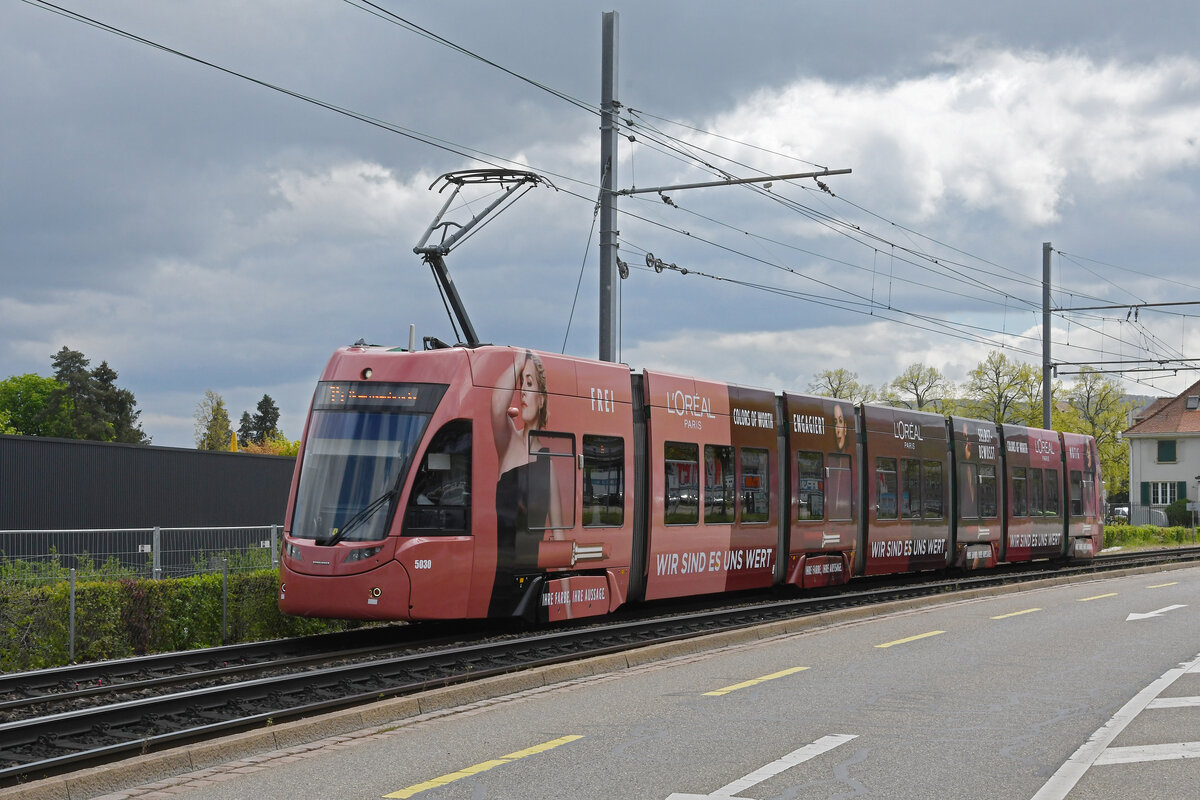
left=314, top=381, right=445, bottom=412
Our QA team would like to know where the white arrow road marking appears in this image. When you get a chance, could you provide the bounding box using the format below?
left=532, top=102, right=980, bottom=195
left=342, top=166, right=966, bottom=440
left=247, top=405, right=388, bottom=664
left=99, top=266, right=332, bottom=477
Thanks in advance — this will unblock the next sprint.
left=666, top=733, right=858, bottom=799
left=1126, top=604, right=1187, bottom=621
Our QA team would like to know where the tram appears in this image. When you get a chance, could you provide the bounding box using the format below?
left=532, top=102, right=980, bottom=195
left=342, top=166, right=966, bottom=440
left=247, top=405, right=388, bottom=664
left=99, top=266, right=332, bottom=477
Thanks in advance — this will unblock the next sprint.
left=278, top=343, right=1103, bottom=622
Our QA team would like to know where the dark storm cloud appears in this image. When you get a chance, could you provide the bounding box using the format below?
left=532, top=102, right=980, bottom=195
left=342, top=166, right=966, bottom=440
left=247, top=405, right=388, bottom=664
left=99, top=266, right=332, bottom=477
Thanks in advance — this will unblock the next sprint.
left=4, top=1, right=1200, bottom=446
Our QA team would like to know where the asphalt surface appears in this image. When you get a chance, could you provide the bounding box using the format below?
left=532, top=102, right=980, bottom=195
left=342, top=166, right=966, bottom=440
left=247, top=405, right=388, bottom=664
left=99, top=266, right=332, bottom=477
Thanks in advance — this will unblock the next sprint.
left=3, top=561, right=1198, bottom=800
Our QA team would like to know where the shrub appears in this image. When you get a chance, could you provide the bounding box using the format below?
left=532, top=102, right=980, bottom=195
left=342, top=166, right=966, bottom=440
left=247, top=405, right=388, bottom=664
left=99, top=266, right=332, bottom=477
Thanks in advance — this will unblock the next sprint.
left=1166, top=498, right=1192, bottom=528
left=0, top=569, right=358, bottom=671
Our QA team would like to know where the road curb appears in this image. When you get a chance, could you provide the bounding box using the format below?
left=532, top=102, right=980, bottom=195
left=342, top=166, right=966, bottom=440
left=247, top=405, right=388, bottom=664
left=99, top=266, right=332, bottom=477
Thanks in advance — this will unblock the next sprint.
left=2, top=561, right=1193, bottom=800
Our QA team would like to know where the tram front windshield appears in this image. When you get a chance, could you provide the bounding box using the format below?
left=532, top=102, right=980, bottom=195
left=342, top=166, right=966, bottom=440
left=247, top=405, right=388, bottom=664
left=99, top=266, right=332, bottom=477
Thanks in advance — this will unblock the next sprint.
left=290, top=381, right=446, bottom=543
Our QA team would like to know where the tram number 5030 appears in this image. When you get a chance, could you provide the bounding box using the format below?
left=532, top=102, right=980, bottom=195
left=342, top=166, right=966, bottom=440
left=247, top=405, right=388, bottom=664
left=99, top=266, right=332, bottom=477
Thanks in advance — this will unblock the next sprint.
left=414, top=559, right=433, bottom=570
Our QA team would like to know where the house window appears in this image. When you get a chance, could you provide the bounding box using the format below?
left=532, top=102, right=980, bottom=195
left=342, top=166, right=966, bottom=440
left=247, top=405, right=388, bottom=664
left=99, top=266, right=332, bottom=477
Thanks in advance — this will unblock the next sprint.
left=1157, top=440, right=1177, bottom=463
left=1150, top=481, right=1178, bottom=506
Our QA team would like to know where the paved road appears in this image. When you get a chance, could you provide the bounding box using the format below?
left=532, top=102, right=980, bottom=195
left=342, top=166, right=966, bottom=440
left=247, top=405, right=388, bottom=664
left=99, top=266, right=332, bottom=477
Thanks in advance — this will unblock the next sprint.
left=8, top=564, right=1199, bottom=800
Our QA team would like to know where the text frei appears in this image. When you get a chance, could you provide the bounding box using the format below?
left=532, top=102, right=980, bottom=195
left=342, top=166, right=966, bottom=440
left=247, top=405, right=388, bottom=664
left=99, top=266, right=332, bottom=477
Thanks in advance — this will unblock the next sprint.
left=590, top=387, right=615, bottom=413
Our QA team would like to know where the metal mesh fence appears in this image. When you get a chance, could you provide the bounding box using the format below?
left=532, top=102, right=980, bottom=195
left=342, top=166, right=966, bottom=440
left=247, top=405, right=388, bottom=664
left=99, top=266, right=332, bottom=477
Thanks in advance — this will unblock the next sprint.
left=0, top=526, right=280, bottom=586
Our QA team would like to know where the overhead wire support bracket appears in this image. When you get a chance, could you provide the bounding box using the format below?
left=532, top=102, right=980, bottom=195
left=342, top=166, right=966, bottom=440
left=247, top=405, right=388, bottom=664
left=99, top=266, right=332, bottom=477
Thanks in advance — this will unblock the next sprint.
left=1052, top=300, right=1200, bottom=313
left=413, top=169, right=554, bottom=348
left=614, top=168, right=851, bottom=196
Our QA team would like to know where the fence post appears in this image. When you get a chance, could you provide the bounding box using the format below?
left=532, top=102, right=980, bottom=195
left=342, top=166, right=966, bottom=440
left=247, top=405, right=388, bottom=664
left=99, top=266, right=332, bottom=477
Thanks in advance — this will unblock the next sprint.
left=152, top=526, right=162, bottom=580
left=270, top=524, right=279, bottom=568
left=222, top=557, right=228, bottom=645
left=69, top=567, right=77, bottom=664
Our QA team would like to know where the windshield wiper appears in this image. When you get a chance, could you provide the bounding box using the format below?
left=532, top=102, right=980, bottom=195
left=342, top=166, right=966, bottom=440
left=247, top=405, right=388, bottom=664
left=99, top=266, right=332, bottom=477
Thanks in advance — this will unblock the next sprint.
left=319, top=487, right=395, bottom=547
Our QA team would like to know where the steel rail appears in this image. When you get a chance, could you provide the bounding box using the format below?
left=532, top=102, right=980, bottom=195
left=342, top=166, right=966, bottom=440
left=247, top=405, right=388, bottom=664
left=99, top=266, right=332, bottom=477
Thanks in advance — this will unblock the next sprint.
left=2, top=546, right=1197, bottom=786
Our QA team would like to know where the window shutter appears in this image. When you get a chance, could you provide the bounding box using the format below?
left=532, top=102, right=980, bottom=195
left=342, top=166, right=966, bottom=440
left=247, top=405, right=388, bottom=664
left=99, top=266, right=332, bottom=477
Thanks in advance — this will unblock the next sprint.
left=1140, top=481, right=1150, bottom=505
left=1177, top=481, right=1187, bottom=501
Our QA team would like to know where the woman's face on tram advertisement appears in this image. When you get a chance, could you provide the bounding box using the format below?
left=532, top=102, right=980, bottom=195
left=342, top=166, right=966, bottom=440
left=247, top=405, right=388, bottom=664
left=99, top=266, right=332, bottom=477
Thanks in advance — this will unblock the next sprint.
left=518, top=353, right=548, bottom=429
left=962, top=422, right=972, bottom=459
left=834, top=404, right=847, bottom=451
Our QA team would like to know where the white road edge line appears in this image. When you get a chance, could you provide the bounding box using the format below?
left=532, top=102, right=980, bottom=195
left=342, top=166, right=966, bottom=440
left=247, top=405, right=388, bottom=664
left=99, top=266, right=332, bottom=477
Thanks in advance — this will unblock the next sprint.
left=1030, top=651, right=1200, bottom=800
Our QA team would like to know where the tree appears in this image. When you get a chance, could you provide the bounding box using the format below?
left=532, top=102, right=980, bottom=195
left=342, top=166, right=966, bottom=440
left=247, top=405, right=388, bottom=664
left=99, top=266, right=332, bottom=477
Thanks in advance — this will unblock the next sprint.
left=240, top=430, right=301, bottom=457
left=963, top=351, right=1026, bottom=423
left=91, top=360, right=149, bottom=443
left=887, top=363, right=952, bottom=412
left=0, top=373, right=67, bottom=436
left=0, top=349, right=148, bottom=443
left=1057, top=367, right=1137, bottom=498
left=808, top=368, right=877, bottom=403
left=237, top=411, right=255, bottom=447
left=195, top=390, right=234, bottom=450
left=236, top=394, right=282, bottom=445
left=252, top=395, right=281, bottom=443
left=0, top=408, right=15, bottom=435
left=44, top=346, right=108, bottom=439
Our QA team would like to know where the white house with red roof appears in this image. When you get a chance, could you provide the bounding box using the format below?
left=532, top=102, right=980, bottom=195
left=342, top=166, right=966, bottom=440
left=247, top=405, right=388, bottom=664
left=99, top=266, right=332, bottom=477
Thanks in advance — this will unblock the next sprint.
left=1122, top=379, right=1200, bottom=525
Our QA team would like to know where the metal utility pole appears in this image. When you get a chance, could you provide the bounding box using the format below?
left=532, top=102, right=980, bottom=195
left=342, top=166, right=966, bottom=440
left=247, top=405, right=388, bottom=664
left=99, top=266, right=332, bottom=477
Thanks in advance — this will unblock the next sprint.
left=599, top=10, right=620, bottom=363
left=1042, top=241, right=1052, bottom=428
left=593, top=12, right=849, bottom=363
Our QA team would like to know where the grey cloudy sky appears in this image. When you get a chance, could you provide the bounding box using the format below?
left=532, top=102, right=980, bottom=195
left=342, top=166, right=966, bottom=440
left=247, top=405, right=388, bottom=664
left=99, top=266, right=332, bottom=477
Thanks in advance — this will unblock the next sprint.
left=4, top=1, right=1200, bottom=447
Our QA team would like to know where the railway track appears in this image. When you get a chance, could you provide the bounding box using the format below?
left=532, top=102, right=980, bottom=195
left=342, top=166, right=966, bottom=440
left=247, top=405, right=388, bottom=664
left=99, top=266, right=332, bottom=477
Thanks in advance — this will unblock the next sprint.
left=2, top=546, right=1197, bottom=787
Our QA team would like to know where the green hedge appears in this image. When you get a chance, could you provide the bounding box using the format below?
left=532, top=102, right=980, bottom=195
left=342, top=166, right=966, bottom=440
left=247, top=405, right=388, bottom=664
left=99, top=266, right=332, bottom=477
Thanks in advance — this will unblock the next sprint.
left=0, top=569, right=356, bottom=672
left=1104, top=524, right=1199, bottom=550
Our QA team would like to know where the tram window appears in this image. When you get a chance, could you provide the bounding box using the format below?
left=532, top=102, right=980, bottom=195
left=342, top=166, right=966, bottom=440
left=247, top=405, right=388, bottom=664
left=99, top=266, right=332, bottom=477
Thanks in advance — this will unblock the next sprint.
left=901, top=459, right=922, bottom=519
left=959, top=463, right=979, bottom=520
left=827, top=453, right=853, bottom=521
left=1070, top=470, right=1083, bottom=517
left=1082, top=472, right=1097, bottom=517
left=796, top=451, right=824, bottom=521
left=705, top=445, right=736, bottom=524
left=1045, top=470, right=1061, bottom=516
left=528, top=432, right=575, bottom=529
left=979, top=464, right=997, bottom=518
left=665, top=441, right=699, bottom=525
left=583, top=435, right=623, bottom=528
left=740, top=447, right=770, bottom=523
left=1027, top=465, right=1046, bottom=515
left=1012, top=467, right=1028, bottom=518
left=923, top=460, right=944, bottom=519
left=876, top=457, right=898, bottom=520
left=404, top=420, right=472, bottom=534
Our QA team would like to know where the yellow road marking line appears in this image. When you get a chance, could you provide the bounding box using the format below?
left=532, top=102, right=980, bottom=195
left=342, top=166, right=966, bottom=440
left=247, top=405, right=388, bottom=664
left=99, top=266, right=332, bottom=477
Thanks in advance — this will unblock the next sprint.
left=1077, top=593, right=1118, bottom=602
left=992, top=608, right=1041, bottom=619
left=383, top=735, right=583, bottom=798
left=1148, top=582, right=1179, bottom=588
left=704, top=666, right=809, bottom=696
left=875, top=630, right=945, bottom=648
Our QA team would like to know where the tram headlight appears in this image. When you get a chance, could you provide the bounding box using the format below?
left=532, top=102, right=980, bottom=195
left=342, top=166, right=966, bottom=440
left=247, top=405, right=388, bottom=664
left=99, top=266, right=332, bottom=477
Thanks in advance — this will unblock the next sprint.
left=345, top=545, right=383, bottom=563
left=285, top=542, right=302, bottom=561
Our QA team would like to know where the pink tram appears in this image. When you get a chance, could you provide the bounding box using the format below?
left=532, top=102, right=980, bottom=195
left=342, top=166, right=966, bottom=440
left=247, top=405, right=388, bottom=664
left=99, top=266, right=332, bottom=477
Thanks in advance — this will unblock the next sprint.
left=278, top=344, right=1104, bottom=623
